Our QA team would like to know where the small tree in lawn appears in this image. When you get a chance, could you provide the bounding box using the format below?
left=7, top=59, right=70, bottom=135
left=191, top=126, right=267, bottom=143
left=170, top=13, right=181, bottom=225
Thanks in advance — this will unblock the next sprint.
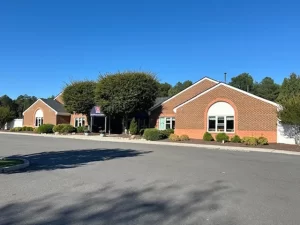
left=278, top=94, right=300, bottom=144
left=129, top=118, right=138, bottom=135
left=0, top=106, right=14, bottom=129
left=62, top=81, right=96, bottom=128
left=95, top=71, right=158, bottom=132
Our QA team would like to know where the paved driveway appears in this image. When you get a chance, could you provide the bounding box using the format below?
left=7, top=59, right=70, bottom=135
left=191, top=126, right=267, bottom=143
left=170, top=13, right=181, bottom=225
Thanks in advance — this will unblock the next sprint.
left=0, top=134, right=300, bottom=225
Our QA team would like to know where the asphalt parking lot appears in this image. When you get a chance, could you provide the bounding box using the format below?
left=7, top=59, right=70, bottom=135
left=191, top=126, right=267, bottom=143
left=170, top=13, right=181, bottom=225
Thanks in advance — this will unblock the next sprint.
left=1, top=134, right=300, bottom=225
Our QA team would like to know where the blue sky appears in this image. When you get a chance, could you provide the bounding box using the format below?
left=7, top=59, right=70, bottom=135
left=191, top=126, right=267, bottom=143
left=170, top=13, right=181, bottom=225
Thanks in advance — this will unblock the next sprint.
left=1, top=0, right=300, bottom=99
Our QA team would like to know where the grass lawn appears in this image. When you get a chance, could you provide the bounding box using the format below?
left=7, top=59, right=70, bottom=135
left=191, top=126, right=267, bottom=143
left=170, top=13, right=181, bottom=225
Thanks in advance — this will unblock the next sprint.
left=0, top=159, right=23, bottom=168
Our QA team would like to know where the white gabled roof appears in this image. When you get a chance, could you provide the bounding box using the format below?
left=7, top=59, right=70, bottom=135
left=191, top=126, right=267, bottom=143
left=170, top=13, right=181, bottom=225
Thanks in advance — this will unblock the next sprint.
left=173, top=82, right=280, bottom=113
left=149, top=77, right=219, bottom=111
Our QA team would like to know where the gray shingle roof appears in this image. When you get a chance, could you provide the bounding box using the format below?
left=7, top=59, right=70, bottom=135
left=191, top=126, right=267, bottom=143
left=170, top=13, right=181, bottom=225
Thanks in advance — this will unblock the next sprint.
left=41, top=98, right=69, bottom=113
left=151, top=97, right=170, bottom=109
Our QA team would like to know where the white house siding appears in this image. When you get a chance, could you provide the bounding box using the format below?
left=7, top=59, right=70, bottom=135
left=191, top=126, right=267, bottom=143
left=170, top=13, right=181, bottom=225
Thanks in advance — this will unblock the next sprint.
left=4, top=119, right=23, bottom=130
left=277, top=121, right=298, bottom=144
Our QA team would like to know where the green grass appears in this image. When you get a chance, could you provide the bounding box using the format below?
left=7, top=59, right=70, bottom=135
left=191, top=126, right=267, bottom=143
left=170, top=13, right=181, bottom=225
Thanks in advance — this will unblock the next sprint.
left=0, top=159, right=23, bottom=168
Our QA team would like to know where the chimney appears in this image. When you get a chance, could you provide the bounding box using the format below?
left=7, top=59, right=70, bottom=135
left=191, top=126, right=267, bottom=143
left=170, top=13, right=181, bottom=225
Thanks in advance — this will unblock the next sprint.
left=224, top=72, right=227, bottom=83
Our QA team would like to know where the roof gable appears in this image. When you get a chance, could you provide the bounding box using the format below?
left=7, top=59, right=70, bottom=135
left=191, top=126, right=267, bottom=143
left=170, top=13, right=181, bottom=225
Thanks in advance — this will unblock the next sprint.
left=173, top=82, right=279, bottom=112
left=149, top=77, right=219, bottom=111
left=22, top=99, right=70, bottom=116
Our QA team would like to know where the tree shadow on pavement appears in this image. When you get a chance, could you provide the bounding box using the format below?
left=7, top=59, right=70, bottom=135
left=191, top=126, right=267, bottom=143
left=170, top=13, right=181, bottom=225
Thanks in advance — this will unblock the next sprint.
left=8, top=148, right=151, bottom=173
left=0, top=180, right=242, bottom=225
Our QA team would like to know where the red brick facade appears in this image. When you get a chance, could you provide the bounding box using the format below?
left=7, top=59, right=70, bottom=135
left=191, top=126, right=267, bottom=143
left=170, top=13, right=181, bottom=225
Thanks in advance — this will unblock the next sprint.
left=23, top=100, right=59, bottom=126
left=174, top=84, right=278, bottom=143
left=150, top=78, right=218, bottom=127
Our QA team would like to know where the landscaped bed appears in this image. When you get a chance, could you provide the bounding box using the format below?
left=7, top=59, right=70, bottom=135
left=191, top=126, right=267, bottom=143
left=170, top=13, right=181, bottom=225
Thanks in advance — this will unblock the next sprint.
left=0, top=158, right=24, bottom=168
left=161, top=139, right=300, bottom=152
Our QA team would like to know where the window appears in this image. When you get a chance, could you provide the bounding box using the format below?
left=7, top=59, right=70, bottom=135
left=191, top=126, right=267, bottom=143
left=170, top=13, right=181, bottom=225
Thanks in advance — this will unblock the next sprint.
left=159, top=117, right=175, bottom=130
left=35, top=117, right=43, bottom=127
left=207, top=102, right=235, bottom=133
left=35, top=109, right=43, bottom=127
left=75, top=117, right=85, bottom=127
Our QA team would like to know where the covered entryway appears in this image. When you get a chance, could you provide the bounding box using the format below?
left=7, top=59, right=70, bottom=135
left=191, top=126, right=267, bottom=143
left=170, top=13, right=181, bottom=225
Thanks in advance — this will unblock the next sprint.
left=90, top=106, right=107, bottom=133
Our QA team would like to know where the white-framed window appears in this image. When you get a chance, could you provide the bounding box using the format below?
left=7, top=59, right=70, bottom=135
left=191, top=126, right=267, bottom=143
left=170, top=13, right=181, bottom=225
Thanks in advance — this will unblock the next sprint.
left=74, top=117, right=85, bottom=127
left=207, top=102, right=235, bottom=133
left=159, top=117, right=175, bottom=130
left=35, top=109, right=44, bottom=127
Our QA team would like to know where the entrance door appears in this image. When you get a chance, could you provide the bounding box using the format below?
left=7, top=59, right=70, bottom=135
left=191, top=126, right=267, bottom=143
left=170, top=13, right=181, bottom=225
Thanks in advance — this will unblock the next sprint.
left=159, top=118, right=165, bottom=130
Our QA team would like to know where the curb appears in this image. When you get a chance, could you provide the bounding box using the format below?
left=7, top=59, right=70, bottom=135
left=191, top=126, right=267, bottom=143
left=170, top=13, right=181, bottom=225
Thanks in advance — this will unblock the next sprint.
left=1, top=132, right=300, bottom=156
left=0, top=158, right=30, bottom=173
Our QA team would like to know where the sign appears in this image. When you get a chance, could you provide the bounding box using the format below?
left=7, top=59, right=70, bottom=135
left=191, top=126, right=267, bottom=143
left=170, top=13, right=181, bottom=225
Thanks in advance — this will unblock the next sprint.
left=95, top=106, right=101, bottom=114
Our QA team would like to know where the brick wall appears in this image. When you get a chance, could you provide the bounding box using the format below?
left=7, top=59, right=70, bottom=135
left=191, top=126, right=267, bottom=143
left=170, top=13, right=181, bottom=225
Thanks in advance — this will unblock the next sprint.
left=55, top=94, right=64, bottom=104
left=23, top=100, right=57, bottom=126
left=57, top=115, right=71, bottom=124
left=150, top=79, right=217, bottom=128
left=70, top=113, right=88, bottom=126
left=175, top=85, right=278, bottom=142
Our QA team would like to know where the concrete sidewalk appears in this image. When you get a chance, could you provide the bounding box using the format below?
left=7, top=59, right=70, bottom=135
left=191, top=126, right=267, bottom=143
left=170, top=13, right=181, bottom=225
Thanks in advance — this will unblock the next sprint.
left=1, top=131, right=300, bottom=156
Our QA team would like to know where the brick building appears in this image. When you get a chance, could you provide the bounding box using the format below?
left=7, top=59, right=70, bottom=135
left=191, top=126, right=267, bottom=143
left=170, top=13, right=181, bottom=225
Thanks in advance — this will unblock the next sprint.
left=149, top=77, right=280, bottom=143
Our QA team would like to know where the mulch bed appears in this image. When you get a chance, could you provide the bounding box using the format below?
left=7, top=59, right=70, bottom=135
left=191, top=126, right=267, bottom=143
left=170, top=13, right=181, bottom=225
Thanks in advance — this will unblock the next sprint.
left=161, top=139, right=300, bottom=152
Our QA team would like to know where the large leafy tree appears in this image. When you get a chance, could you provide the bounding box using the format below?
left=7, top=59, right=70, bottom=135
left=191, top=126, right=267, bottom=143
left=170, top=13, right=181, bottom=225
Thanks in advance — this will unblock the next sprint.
left=14, top=95, right=37, bottom=118
left=278, top=94, right=300, bottom=125
left=95, top=71, right=159, bottom=130
left=158, top=82, right=172, bottom=97
left=229, top=73, right=254, bottom=92
left=277, top=73, right=300, bottom=102
left=253, top=77, right=280, bottom=101
left=0, top=106, right=14, bottom=128
left=62, top=81, right=96, bottom=124
left=0, top=95, right=17, bottom=118
left=168, top=80, right=193, bottom=97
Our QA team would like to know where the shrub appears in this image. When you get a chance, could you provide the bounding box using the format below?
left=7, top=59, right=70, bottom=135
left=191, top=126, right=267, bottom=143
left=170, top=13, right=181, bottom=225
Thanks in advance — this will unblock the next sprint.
left=203, top=132, right=214, bottom=141
left=76, top=126, right=85, bottom=133
left=53, top=124, right=76, bottom=134
left=231, top=135, right=241, bottom=143
left=169, top=134, right=181, bottom=141
left=129, top=118, right=138, bottom=135
left=10, top=127, right=23, bottom=132
left=37, top=124, right=54, bottom=134
left=180, top=134, right=190, bottom=141
left=61, top=124, right=76, bottom=134
left=139, top=129, right=145, bottom=136
left=21, top=126, right=27, bottom=131
left=143, top=128, right=160, bottom=141
left=258, top=137, right=268, bottom=145
left=159, top=129, right=174, bottom=139
left=242, top=137, right=258, bottom=146
left=216, top=133, right=230, bottom=142
left=26, top=126, right=33, bottom=131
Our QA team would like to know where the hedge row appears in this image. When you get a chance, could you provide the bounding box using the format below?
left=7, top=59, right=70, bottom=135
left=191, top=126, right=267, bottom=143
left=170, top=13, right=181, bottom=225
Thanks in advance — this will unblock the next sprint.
left=10, top=126, right=34, bottom=132
left=203, top=132, right=268, bottom=146
left=143, top=128, right=174, bottom=141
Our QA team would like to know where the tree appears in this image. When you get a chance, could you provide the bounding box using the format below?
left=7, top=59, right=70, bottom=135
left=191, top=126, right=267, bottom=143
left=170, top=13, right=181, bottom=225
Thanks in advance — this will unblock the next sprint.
left=0, top=95, right=17, bottom=118
left=229, top=73, right=254, bottom=92
left=62, top=81, right=96, bottom=125
left=14, top=95, right=37, bottom=118
left=47, top=95, right=55, bottom=99
left=158, top=82, right=172, bottom=97
left=277, top=73, right=300, bottom=102
left=252, top=77, right=280, bottom=101
left=129, top=118, right=138, bottom=135
left=168, top=80, right=193, bottom=97
left=95, top=71, right=158, bottom=131
left=278, top=95, right=300, bottom=125
left=0, top=106, right=14, bottom=129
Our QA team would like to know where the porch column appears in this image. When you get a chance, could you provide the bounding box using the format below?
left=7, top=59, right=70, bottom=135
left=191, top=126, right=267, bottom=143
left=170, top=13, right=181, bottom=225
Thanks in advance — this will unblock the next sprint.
left=90, top=116, right=93, bottom=132
left=109, top=116, right=111, bottom=135
left=104, top=116, right=107, bottom=133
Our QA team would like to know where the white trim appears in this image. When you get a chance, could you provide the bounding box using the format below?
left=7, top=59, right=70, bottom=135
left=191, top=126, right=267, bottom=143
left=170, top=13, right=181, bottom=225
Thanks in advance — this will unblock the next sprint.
left=22, top=99, right=57, bottom=115
left=54, top=92, right=63, bottom=100
left=22, top=99, right=71, bottom=116
left=207, top=115, right=235, bottom=133
left=174, top=83, right=280, bottom=113
left=149, top=77, right=219, bottom=111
